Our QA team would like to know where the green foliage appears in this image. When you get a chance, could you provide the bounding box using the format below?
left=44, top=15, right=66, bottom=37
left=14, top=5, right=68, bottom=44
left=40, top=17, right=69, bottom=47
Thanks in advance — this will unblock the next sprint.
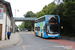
left=63, top=1, right=75, bottom=17
left=24, top=11, right=36, bottom=30
left=24, top=21, right=34, bottom=30
left=62, top=0, right=75, bottom=34
left=18, top=22, right=25, bottom=30
left=24, top=11, right=36, bottom=17
left=36, top=2, right=56, bottom=18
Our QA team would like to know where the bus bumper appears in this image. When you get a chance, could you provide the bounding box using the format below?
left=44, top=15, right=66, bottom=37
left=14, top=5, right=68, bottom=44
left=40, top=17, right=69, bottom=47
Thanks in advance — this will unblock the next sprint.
left=43, top=34, right=60, bottom=38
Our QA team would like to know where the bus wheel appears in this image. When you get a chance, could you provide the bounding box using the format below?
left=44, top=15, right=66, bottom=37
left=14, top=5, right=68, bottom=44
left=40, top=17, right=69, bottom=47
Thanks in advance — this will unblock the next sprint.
left=35, top=32, right=37, bottom=36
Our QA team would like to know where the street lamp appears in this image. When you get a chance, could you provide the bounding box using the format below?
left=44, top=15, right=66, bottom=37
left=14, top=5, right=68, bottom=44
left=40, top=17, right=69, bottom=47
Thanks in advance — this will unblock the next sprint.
left=15, top=9, right=19, bottom=17
left=14, top=9, right=19, bottom=33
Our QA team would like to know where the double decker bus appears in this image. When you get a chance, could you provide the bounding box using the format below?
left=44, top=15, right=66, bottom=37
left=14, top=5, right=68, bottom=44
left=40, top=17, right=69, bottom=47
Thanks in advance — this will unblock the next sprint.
left=34, top=15, right=60, bottom=38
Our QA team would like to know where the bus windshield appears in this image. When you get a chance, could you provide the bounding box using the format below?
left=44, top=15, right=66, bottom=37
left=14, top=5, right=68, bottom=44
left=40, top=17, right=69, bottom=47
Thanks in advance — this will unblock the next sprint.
left=50, top=25, right=59, bottom=32
left=47, top=16, right=59, bottom=33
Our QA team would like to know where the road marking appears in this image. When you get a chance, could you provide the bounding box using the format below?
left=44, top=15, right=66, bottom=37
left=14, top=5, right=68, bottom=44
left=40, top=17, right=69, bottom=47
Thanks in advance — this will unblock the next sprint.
left=22, top=45, right=31, bottom=50
left=39, top=45, right=73, bottom=50
left=0, top=45, right=3, bottom=47
left=39, top=46, right=49, bottom=50
left=39, top=44, right=59, bottom=50
left=53, top=45, right=73, bottom=50
left=22, top=45, right=26, bottom=50
left=31, top=31, right=33, bottom=33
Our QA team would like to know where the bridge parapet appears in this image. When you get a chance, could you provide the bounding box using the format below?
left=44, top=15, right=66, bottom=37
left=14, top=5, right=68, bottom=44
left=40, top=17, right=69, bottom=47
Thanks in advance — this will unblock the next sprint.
left=14, top=17, right=36, bottom=21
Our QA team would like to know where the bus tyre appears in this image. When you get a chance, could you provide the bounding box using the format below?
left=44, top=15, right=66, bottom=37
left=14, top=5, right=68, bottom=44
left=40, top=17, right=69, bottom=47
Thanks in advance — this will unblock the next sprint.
left=35, top=32, right=37, bottom=36
left=36, top=34, right=37, bottom=36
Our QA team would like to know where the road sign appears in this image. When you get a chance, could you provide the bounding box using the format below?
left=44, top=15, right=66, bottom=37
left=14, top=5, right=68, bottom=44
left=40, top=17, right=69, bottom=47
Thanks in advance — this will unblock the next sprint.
left=0, top=8, right=3, bottom=19
left=61, top=26, right=63, bottom=29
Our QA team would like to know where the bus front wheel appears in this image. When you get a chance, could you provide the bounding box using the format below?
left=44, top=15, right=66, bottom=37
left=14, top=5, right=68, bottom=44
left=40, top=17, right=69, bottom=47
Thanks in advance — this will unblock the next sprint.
left=41, top=33, right=43, bottom=38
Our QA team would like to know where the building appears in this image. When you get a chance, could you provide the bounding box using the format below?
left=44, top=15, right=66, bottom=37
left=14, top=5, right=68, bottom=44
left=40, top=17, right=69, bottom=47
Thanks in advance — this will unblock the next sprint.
left=0, top=0, right=13, bottom=40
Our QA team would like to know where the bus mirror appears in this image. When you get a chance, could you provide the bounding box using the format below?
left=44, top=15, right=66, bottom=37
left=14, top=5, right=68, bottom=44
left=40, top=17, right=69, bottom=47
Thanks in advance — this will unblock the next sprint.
left=61, top=26, right=63, bottom=29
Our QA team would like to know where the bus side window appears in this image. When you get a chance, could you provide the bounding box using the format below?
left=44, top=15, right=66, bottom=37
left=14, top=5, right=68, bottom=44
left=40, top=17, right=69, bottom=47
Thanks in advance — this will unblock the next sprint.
left=38, top=27, right=40, bottom=31
left=35, top=27, right=40, bottom=31
left=43, top=26, right=45, bottom=31
left=35, top=27, right=37, bottom=30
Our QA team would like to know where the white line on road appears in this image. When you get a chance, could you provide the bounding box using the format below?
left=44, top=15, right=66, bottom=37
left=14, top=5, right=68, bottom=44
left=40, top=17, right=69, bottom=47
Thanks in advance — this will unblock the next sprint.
left=22, top=45, right=31, bottom=50
left=22, top=45, right=26, bottom=50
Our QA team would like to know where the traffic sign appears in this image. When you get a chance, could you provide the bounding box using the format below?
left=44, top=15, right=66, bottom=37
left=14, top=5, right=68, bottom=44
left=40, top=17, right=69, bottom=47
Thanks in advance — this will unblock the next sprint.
left=0, top=8, right=3, bottom=19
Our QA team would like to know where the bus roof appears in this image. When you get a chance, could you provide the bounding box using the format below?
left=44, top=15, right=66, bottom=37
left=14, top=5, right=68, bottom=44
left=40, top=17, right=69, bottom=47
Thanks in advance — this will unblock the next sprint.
left=35, top=15, right=59, bottom=21
left=35, top=16, right=45, bottom=20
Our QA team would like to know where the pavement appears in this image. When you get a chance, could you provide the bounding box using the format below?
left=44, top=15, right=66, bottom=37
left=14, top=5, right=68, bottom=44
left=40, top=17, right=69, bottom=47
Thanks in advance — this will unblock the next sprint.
left=0, top=32, right=21, bottom=48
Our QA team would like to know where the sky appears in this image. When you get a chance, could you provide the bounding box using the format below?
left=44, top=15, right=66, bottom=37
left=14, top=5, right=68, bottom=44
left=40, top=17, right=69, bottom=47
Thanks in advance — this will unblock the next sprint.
left=5, top=0, right=53, bottom=26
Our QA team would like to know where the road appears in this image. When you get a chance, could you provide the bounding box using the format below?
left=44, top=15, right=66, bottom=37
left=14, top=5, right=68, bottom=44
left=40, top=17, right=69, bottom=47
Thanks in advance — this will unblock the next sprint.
left=0, top=32, right=74, bottom=50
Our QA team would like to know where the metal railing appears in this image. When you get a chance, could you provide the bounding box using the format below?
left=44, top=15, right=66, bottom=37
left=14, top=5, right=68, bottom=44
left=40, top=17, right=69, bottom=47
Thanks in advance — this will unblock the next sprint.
left=14, top=17, right=36, bottom=21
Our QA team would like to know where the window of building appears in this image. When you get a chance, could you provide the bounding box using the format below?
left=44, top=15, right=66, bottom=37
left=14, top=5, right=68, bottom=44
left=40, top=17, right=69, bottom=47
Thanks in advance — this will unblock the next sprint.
left=0, top=3, right=2, bottom=8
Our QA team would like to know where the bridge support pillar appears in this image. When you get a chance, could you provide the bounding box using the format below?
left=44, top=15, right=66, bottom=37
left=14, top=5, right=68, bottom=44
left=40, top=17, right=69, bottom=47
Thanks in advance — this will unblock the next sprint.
left=11, top=17, right=15, bottom=33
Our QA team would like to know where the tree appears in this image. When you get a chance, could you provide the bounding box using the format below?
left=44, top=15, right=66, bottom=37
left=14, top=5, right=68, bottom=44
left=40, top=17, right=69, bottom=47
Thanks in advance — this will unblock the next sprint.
left=24, top=11, right=36, bottom=17
left=24, top=11, right=36, bottom=30
left=18, top=11, right=36, bottom=30
left=63, top=1, right=75, bottom=17
left=36, top=2, right=57, bottom=18
left=18, top=22, right=25, bottom=30
left=63, top=0, right=75, bottom=32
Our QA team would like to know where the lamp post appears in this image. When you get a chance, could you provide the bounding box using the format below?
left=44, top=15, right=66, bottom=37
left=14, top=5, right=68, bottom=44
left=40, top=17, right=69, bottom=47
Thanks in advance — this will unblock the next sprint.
left=5, top=6, right=7, bottom=40
left=14, top=9, right=19, bottom=33
left=15, top=9, right=19, bottom=17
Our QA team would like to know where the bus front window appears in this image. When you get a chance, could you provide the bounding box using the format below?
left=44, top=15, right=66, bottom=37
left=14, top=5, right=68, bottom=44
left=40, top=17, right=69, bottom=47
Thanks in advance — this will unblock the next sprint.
left=50, top=25, right=59, bottom=32
left=47, top=16, right=59, bottom=34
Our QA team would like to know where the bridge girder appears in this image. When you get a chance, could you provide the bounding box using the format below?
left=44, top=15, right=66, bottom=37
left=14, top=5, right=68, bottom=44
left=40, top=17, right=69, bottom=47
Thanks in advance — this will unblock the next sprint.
left=14, top=17, right=36, bottom=21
